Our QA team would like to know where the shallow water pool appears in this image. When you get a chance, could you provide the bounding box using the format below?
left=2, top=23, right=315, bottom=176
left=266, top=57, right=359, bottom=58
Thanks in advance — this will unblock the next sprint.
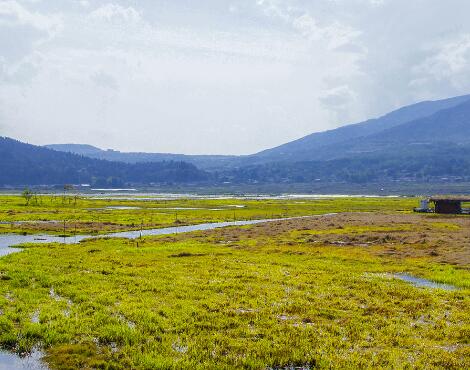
left=394, top=273, right=457, bottom=291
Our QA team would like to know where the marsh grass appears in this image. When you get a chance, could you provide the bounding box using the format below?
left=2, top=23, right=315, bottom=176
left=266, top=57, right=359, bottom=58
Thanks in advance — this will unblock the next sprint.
left=0, top=195, right=416, bottom=235
left=0, top=196, right=468, bottom=369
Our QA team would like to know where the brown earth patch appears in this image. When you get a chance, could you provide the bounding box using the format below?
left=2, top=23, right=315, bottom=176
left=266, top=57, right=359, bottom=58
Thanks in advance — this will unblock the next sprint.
left=152, top=213, right=470, bottom=267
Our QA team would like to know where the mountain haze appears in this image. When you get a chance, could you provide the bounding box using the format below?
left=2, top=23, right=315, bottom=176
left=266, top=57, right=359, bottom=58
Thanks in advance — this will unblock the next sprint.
left=251, top=94, right=470, bottom=163
left=7, top=93, right=470, bottom=187
left=47, top=94, right=470, bottom=169
left=223, top=96, right=470, bottom=184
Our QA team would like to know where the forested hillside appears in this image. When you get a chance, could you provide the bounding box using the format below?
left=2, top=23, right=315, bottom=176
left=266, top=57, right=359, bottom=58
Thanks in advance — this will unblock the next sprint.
left=0, top=137, right=208, bottom=186
left=46, top=144, right=237, bottom=170
left=222, top=143, right=470, bottom=184
left=6, top=93, right=470, bottom=187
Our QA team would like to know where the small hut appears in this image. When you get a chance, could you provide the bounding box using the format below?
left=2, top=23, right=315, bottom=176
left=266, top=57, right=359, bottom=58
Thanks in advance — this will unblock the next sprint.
left=428, top=196, right=470, bottom=214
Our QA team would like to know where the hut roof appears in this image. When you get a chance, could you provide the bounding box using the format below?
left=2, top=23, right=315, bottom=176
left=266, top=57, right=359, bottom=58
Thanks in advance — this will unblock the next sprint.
left=429, top=195, right=470, bottom=202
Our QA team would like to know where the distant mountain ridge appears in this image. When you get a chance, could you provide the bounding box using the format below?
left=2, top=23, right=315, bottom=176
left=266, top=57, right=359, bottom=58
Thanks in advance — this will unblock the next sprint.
left=224, top=142, right=470, bottom=184
left=222, top=95, right=470, bottom=184
left=47, top=94, right=470, bottom=168
left=0, top=137, right=208, bottom=186
left=363, top=99, right=470, bottom=145
left=47, top=144, right=104, bottom=156
left=45, top=144, right=237, bottom=171
left=12, top=92, right=470, bottom=187
left=250, top=94, right=470, bottom=163
left=265, top=97, right=470, bottom=163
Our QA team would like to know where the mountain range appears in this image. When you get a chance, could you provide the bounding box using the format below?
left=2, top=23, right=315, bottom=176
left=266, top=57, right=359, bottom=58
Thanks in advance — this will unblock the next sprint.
left=3, top=93, right=470, bottom=187
left=46, top=93, right=470, bottom=167
left=0, top=137, right=207, bottom=187
left=252, top=94, right=470, bottom=163
left=45, top=144, right=234, bottom=171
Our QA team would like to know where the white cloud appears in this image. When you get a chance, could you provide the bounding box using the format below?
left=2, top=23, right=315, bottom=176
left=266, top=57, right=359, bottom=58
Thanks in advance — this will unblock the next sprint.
left=256, top=0, right=292, bottom=22
left=256, top=0, right=362, bottom=50
left=0, top=1, right=62, bottom=84
left=320, top=85, right=356, bottom=106
left=0, top=0, right=61, bottom=32
left=1, top=0, right=470, bottom=154
left=89, top=3, right=141, bottom=24
left=292, top=14, right=320, bottom=39
left=320, top=85, right=358, bottom=122
left=368, top=0, right=386, bottom=6
left=412, top=34, right=470, bottom=89
left=292, top=14, right=361, bottom=49
left=90, top=70, right=118, bottom=90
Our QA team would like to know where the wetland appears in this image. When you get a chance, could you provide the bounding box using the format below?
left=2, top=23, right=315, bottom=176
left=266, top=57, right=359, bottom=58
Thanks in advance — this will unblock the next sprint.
left=0, top=194, right=468, bottom=369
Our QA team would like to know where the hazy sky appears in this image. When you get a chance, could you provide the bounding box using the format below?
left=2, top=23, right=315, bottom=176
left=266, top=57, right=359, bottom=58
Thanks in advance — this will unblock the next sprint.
left=2, top=0, right=470, bottom=154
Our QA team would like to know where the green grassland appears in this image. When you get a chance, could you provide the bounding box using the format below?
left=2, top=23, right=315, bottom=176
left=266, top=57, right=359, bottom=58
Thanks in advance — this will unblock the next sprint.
left=0, top=195, right=416, bottom=235
left=0, top=195, right=469, bottom=369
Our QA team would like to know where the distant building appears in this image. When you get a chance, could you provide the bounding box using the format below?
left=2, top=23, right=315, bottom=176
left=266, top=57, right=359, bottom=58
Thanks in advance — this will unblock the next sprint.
left=429, top=196, right=470, bottom=214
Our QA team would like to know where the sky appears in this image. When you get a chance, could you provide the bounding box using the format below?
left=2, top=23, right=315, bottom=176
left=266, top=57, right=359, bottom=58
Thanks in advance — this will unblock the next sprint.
left=1, top=0, right=470, bottom=155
